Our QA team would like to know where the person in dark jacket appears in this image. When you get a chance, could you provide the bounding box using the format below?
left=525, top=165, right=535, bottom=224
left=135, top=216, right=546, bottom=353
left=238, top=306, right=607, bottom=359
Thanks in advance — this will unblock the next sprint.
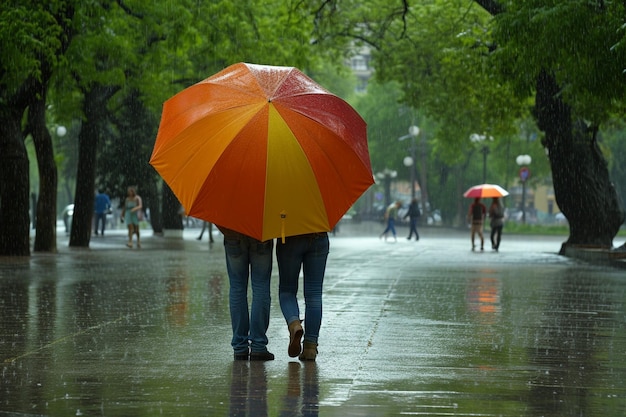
left=489, top=197, right=505, bottom=251
left=404, top=198, right=421, bottom=241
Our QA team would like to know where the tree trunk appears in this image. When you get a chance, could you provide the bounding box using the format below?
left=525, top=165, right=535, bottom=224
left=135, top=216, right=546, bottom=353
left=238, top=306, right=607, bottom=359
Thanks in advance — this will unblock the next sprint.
left=69, top=116, right=98, bottom=247
left=29, top=97, right=58, bottom=253
left=162, top=183, right=183, bottom=230
left=0, top=109, right=31, bottom=256
left=535, top=70, right=624, bottom=252
left=144, top=180, right=163, bottom=234
left=69, top=85, right=120, bottom=247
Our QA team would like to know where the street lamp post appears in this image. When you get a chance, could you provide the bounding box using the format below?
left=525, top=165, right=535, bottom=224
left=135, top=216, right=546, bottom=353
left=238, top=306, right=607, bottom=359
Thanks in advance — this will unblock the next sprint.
left=515, top=154, right=532, bottom=224
left=470, top=133, right=493, bottom=184
left=375, top=168, right=397, bottom=208
left=399, top=125, right=420, bottom=199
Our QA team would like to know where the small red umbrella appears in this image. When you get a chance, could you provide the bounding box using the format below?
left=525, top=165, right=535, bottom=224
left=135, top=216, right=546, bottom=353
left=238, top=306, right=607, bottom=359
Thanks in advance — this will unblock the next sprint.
left=463, top=184, right=509, bottom=199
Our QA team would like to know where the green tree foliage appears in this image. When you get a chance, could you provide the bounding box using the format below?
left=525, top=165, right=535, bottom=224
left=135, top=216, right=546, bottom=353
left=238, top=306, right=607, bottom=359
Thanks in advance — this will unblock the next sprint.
left=0, top=1, right=73, bottom=255
left=314, top=0, right=626, bottom=243
left=0, top=0, right=348, bottom=253
left=312, top=0, right=531, bottom=225
left=485, top=0, right=626, bottom=247
left=491, top=0, right=626, bottom=125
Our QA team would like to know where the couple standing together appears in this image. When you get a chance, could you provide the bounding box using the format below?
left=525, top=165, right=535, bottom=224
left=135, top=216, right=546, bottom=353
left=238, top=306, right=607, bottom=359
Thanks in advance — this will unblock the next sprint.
left=218, top=226, right=329, bottom=362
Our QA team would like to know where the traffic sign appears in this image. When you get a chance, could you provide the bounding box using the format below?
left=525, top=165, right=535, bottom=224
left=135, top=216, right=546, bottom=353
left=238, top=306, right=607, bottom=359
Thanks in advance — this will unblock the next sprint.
left=519, top=167, right=530, bottom=182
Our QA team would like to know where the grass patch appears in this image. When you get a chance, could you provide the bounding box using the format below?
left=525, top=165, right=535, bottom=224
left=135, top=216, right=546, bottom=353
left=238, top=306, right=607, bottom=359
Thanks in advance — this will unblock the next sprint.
left=503, top=223, right=626, bottom=237
left=504, top=223, right=569, bottom=235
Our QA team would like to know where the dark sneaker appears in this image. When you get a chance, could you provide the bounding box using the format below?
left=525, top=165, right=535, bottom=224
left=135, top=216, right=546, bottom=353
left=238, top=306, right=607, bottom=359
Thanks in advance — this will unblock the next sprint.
left=233, top=351, right=249, bottom=361
left=250, top=351, right=274, bottom=361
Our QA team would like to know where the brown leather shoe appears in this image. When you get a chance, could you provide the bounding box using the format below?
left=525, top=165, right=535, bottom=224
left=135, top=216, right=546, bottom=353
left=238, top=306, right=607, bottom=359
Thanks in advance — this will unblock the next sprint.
left=299, top=341, right=318, bottom=361
left=288, top=320, right=303, bottom=357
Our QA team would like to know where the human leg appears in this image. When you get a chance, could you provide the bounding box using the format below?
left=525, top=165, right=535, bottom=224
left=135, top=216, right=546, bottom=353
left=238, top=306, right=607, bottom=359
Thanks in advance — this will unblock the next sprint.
left=277, top=236, right=306, bottom=356
left=494, top=225, right=502, bottom=250
left=94, top=213, right=103, bottom=235
left=248, top=238, right=273, bottom=354
left=389, top=219, right=397, bottom=239
left=197, top=221, right=206, bottom=239
left=470, top=224, right=476, bottom=250
left=224, top=236, right=251, bottom=356
left=135, top=224, right=141, bottom=247
left=301, top=234, right=329, bottom=346
left=297, top=234, right=329, bottom=362
left=380, top=221, right=391, bottom=239
left=409, top=217, right=420, bottom=240
left=277, top=238, right=303, bottom=325
left=126, top=224, right=133, bottom=247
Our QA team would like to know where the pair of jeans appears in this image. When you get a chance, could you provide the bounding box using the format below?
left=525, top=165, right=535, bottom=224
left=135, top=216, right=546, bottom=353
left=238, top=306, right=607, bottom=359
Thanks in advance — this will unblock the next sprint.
left=407, top=217, right=420, bottom=240
left=223, top=235, right=273, bottom=354
left=277, top=233, right=329, bottom=345
left=381, top=218, right=397, bottom=237
left=490, top=225, right=503, bottom=249
left=94, top=212, right=106, bottom=234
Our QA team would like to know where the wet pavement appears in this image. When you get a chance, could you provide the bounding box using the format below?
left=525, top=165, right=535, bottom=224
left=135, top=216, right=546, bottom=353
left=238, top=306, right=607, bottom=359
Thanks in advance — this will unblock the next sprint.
left=2, top=221, right=626, bottom=416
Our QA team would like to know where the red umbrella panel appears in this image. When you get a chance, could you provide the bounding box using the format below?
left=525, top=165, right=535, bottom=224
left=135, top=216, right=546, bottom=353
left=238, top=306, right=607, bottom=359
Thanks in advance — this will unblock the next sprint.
left=149, top=63, right=374, bottom=242
left=463, top=184, right=509, bottom=199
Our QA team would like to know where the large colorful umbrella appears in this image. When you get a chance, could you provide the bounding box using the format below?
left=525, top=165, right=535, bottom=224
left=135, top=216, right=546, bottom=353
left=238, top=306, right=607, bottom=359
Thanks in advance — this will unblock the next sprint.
left=149, top=62, right=374, bottom=242
left=463, top=183, right=509, bottom=199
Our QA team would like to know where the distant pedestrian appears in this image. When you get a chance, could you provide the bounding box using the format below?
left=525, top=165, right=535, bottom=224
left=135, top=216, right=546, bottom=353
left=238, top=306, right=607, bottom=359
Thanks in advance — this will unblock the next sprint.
left=197, top=221, right=215, bottom=242
left=121, top=186, right=143, bottom=248
left=62, top=204, right=73, bottom=235
left=277, top=232, right=329, bottom=361
left=218, top=226, right=274, bottom=361
left=489, top=197, right=505, bottom=251
left=379, top=201, right=402, bottom=242
left=404, top=198, right=421, bottom=241
left=467, top=197, right=486, bottom=251
left=94, top=189, right=111, bottom=236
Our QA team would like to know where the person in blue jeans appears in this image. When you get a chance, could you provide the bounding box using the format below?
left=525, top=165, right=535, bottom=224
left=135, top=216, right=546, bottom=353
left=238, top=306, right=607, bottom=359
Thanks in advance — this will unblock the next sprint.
left=218, top=226, right=274, bottom=361
left=277, top=232, right=330, bottom=361
left=379, top=201, right=402, bottom=242
left=93, top=189, right=111, bottom=236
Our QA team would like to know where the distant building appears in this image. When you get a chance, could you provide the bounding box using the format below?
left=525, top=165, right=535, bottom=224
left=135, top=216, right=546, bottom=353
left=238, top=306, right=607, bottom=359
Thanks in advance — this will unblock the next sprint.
left=348, top=45, right=372, bottom=93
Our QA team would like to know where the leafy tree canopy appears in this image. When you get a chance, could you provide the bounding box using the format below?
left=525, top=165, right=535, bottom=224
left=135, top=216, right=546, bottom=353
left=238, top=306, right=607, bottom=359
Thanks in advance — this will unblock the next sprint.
left=0, top=2, right=65, bottom=98
left=491, top=0, right=626, bottom=125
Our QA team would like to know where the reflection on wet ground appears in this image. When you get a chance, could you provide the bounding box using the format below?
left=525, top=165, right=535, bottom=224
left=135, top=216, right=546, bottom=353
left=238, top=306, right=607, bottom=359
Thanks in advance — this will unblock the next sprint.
left=1, top=223, right=625, bottom=416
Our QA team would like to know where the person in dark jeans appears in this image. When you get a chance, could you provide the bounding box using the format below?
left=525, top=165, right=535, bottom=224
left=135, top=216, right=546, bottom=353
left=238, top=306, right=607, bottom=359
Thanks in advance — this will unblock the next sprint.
left=218, top=226, right=275, bottom=361
left=404, top=197, right=421, bottom=241
left=277, top=232, right=329, bottom=361
left=94, top=190, right=111, bottom=236
left=489, top=197, right=504, bottom=251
